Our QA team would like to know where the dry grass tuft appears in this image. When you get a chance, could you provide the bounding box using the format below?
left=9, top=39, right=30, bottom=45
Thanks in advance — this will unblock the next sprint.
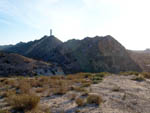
left=112, top=86, right=121, bottom=92
left=69, top=93, right=77, bottom=100
left=131, top=76, right=145, bottom=82
left=75, top=97, right=85, bottom=107
left=141, top=72, right=150, bottom=79
left=0, top=110, right=10, bottom=113
left=8, top=94, right=40, bottom=112
left=87, top=94, right=103, bottom=105
left=72, top=86, right=86, bottom=92
left=17, top=79, right=31, bottom=94
left=120, top=71, right=139, bottom=76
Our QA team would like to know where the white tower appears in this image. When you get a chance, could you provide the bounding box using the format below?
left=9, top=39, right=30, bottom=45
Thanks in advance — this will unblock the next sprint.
left=50, top=29, right=52, bottom=36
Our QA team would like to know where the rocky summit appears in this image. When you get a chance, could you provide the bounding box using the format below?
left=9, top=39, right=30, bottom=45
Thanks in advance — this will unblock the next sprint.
left=4, top=35, right=63, bottom=60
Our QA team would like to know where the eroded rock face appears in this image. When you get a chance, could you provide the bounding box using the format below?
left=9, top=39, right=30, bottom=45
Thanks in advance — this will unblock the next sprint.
left=3, top=35, right=142, bottom=74
left=0, top=52, right=64, bottom=76
left=47, top=35, right=142, bottom=73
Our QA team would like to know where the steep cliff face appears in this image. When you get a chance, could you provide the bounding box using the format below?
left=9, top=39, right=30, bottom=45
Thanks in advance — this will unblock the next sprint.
left=47, top=35, right=142, bottom=73
left=0, top=52, right=64, bottom=76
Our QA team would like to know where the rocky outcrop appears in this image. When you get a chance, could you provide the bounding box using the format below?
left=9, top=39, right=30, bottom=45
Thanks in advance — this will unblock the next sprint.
left=47, top=35, right=142, bottom=73
left=0, top=52, right=64, bottom=76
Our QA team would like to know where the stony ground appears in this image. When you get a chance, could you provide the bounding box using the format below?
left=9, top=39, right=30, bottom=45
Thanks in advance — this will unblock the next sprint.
left=0, top=74, right=150, bottom=113
left=39, top=75, right=150, bottom=113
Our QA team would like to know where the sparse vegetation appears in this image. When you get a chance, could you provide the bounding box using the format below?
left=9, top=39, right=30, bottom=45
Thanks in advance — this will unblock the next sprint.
left=8, top=94, right=40, bottom=112
left=141, top=72, right=150, bottom=79
left=1, top=72, right=150, bottom=112
left=95, top=72, right=110, bottom=77
left=112, top=86, right=121, bottom=92
left=91, top=76, right=103, bottom=84
left=72, top=86, right=87, bottom=92
left=0, top=110, right=10, bottom=113
left=131, top=76, right=145, bottom=82
left=0, top=73, right=107, bottom=112
left=120, top=71, right=139, bottom=76
left=69, top=93, right=77, bottom=100
left=87, top=94, right=103, bottom=105
left=75, top=97, right=85, bottom=107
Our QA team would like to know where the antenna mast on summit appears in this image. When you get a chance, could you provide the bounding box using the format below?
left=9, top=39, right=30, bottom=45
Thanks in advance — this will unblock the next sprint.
left=50, top=29, right=52, bottom=36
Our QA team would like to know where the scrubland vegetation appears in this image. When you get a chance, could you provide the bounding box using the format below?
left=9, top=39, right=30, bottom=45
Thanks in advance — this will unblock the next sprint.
left=0, top=72, right=110, bottom=113
left=0, top=71, right=150, bottom=113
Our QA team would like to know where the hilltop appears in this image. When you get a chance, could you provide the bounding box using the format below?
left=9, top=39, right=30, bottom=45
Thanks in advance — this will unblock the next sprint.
left=4, top=35, right=63, bottom=60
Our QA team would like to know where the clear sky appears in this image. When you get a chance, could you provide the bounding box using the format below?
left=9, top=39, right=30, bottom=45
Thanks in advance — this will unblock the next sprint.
left=0, top=0, right=150, bottom=50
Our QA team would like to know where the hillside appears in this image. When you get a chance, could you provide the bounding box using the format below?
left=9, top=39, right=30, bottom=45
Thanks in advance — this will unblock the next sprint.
left=47, top=35, right=142, bottom=73
left=128, top=50, right=150, bottom=72
left=0, top=45, right=13, bottom=50
left=3, top=35, right=142, bottom=74
left=4, top=35, right=63, bottom=60
left=0, top=52, right=64, bottom=76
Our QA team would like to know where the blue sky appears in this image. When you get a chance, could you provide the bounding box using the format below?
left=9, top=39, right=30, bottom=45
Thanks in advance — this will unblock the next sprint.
left=0, top=0, right=150, bottom=50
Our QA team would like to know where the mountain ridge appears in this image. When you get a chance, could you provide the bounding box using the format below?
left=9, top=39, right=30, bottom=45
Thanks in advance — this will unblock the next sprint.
left=1, top=35, right=142, bottom=74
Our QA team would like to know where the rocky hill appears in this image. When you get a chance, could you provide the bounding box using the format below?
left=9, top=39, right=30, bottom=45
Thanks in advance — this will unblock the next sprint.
left=0, top=45, right=13, bottom=50
left=47, top=35, right=142, bottom=73
left=0, top=52, right=64, bottom=76
left=4, top=35, right=63, bottom=60
left=3, top=35, right=142, bottom=74
left=128, top=50, right=150, bottom=72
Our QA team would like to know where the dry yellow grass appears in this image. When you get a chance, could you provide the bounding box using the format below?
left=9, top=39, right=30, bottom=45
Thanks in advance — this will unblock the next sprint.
left=75, top=97, right=85, bottom=107
left=0, top=73, right=107, bottom=112
left=141, top=72, right=150, bottom=79
left=87, top=94, right=103, bottom=105
left=8, top=94, right=40, bottom=112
